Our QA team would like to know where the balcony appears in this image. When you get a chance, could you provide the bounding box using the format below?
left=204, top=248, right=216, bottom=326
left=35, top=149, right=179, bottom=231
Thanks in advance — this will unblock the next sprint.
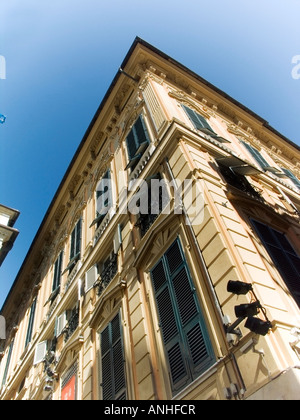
left=63, top=309, right=79, bottom=343
left=97, top=253, right=118, bottom=295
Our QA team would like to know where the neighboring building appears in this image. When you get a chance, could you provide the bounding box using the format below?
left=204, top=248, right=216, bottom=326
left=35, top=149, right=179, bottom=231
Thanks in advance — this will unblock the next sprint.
left=0, top=38, right=300, bottom=401
left=0, top=204, right=19, bottom=267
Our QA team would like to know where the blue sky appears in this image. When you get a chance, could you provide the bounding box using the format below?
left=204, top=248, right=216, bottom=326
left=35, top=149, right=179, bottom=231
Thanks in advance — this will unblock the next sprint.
left=0, top=0, right=300, bottom=307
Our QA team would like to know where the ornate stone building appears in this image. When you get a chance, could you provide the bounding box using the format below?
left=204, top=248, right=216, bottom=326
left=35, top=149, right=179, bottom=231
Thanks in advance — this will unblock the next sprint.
left=0, top=38, right=299, bottom=400
left=0, top=204, right=19, bottom=267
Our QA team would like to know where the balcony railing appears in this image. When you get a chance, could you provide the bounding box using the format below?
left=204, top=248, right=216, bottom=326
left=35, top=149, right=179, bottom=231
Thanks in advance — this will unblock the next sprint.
left=64, top=309, right=79, bottom=343
left=97, top=253, right=118, bottom=295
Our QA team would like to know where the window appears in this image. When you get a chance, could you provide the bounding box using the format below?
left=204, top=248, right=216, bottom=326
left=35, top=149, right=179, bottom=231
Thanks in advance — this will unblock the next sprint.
left=52, top=251, right=63, bottom=296
left=1, top=339, right=14, bottom=387
left=281, top=168, right=300, bottom=190
left=25, top=298, right=37, bottom=348
left=135, top=173, right=167, bottom=237
left=125, top=115, right=150, bottom=170
left=100, top=312, right=127, bottom=400
left=91, top=170, right=112, bottom=228
left=182, top=105, right=230, bottom=143
left=61, top=362, right=78, bottom=401
left=241, top=141, right=270, bottom=170
left=64, top=219, right=82, bottom=274
left=252, top=220, right=300, bottom=307
left=150, top=239, right=215, bottom=395
left=33, top=341, right=48, bottom=365
left=217, top=162, right=261, bottom=199
left=182, top=104, right=215, bottom=134
left=70, top=219, right=82, bottom=262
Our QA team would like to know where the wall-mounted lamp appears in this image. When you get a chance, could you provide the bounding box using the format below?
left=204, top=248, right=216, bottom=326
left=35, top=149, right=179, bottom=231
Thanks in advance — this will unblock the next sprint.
left=227, top=280, right=252, bottom=295
left=234, top=301, right=261, bottom=318
left=225, top=281, right=272, bottom=338
left=245, top=317, right=272, bottom=337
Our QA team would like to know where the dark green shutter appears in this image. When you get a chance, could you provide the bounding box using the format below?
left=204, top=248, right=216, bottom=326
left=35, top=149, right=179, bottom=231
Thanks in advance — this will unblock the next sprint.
left=126, top=115, right=150, bottom=162
left=97, top=170, right=112, bottom=216
left=25, top=298, right=37, bottom=347
left=151, top=239, right=215, bottom=395
left=126, top=130, right=137, bottom=161
left=100, top=312, right=126, bottom=400
left=75, top=218, right=82, bottom=257
left=182, top=105, right=214, bottom=133
left=242, top=141, right=269, bottom=169
left=252, top=220, right=300, bottom=307
left=70, top=219, right=82, bottom=260
left=281, top=168, right=300, bottom=189
left=2, top=339, right=14, bottom=387
left=52, top=251, right=63, bottom=292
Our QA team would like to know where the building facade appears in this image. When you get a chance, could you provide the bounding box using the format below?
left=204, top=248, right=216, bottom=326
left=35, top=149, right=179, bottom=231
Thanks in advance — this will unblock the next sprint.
left=0, top=38, right=300, bottom=400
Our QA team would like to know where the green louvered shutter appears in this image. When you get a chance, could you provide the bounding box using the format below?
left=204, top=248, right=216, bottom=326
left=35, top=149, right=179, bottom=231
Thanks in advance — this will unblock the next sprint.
left=100, top=312, right=126, bottom=400
left=70, top=218, right=82, bottom=261
left=25, top=298, right=37, bottom=347
left=52, top=251, right=63, bottom=292
left=241, top=141, right=269, bottom=169
left=182, top=104, right=215, bottom=133
left=126, top=115, right=150, bottom=161
left=252, top=220, right=300, bottom=307
left=281, top=168, right=300, bottom=189
left=151, top=239, right=215, bottom=395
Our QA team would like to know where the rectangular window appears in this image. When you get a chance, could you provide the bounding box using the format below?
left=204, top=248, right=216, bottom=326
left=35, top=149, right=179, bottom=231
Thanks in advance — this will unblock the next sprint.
left=241, top=141, right=269, bottom=170
left=63, top=218, right=82, bottom=274
left=150, top=239, right=215, bottom=395
left=70, top=219, right=82, bottom=261
left=1, top=339, right=14, bottom=387
left=125, top=115, right=150, bottom=170
left=61, top=362, right=78, bottom=400
left=100, top=312, right=126, bottom=400
left=91, top=170, right=112, bottom=228
left=182, top=104, right=215, bottom=134
left=136, top=173, right=166, bottom=237
left=252, top=220, right=300, bottom=307
left=25, top=298, right=37, bottom=348
left=52, top=251, right=63, bottom=294
left=281, top=168, right=300, bottom=190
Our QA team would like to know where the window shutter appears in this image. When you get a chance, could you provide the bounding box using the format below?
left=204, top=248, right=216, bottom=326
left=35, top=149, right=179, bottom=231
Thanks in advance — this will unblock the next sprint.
left=100, top=312, right=126, bottom=400
left=134, top=115, right=150, bottom=153
left=25, top=298, right=37, bottom=347
left=150, top=239, right=214, bottom=395
left=182, top=105, right=214, bottom=133
left=75, top=218, right=82, bottom=257
left=126, top=130, right=137, bottom=161
left=70, top=219, right=82, bottom=261
left=85, top=265, right=98, bottom=292
left=113, top=224, right=122, bottom=254
left=252, top=220, right=300, bottom=307
left=33, top=341, right=48, bottom=365
left=55, top=312, right=67, bottom=337
left=242, top=141, right=269, bottom=169
left=52, top=251, right=63, bottom=292
left=126, top=115, right=150, bottom=163
left=281, top=168, right=300, bottom=189
left=2, top=339, right=14, bottom=387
